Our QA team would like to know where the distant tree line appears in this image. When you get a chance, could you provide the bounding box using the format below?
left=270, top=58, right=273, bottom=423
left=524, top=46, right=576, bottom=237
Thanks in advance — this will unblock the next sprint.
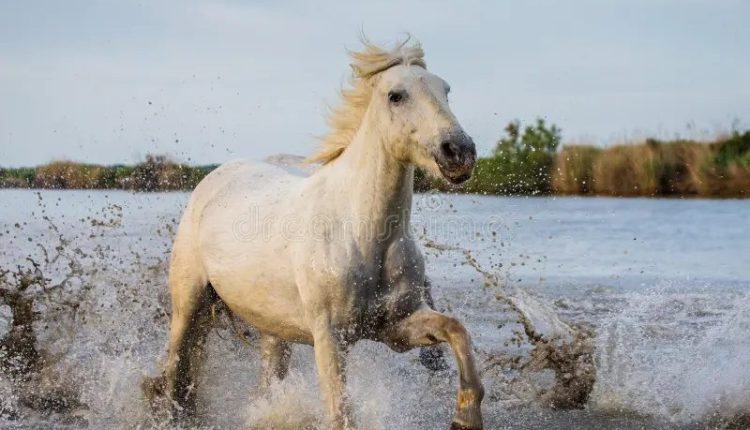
left=0, top=155, right=217, bottom=192
left=2, top=125, right=749, bottom=197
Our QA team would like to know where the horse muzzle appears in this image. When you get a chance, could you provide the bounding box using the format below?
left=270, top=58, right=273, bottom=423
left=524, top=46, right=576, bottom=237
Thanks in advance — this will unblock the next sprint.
left=433, top=133, right=476, bottom=185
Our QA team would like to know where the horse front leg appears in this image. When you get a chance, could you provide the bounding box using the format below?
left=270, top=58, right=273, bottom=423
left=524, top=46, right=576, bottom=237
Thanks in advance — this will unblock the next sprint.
left=312, top=316, right=354, bottom=430
left=389, top=308, right=484, bottom=430
left=419, top=278, right=449, bottom=371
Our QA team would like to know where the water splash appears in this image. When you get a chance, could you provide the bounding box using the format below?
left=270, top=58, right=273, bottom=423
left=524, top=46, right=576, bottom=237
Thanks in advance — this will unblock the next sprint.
left=592, top=291, right=750, bottom=427
left=422, top=238, right=596, bottom=409
left=1, top=190, right=748, bottom=429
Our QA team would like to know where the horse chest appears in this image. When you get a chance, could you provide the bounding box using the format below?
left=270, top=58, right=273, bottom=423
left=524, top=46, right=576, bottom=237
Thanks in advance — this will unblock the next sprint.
left=321, top=242, right=424, bottom=333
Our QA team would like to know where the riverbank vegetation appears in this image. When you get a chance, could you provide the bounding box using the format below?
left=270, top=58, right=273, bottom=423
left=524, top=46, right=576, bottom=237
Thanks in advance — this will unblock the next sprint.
left=417, top=121, right=750, bottom=198
left=0, top=155, right=217, bottom=192
left=2, top=124, right=749, bottom=197
left=550, top=131, right=750, bottom=197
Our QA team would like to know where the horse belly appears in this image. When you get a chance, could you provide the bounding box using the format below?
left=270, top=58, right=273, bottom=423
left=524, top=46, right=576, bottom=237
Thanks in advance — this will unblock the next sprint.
left=201, top=232, right=310, bottom=342
left=210, top=267, right=312, bottom=344
left=201, top=246, right=312, bottom=342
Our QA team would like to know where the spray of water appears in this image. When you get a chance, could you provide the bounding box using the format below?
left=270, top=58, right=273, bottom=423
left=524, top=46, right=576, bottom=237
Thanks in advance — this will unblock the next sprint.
left=592, top=291, right=750, bottom=427
left=421, top=238, right=596, bottom=410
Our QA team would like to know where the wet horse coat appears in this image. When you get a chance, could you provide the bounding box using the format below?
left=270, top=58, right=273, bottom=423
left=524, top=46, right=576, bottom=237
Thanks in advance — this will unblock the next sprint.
left=152, top=38, right=484, bottom=430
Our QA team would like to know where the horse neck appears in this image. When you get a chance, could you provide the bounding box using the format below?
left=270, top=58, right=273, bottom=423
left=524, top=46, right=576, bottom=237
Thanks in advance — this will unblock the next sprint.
left=330, top=115, right=414, bottom=244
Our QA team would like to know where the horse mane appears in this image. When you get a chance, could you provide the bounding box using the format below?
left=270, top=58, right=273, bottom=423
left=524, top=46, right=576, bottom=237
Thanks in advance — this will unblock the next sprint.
left=308, top=37, right=427, bottom=165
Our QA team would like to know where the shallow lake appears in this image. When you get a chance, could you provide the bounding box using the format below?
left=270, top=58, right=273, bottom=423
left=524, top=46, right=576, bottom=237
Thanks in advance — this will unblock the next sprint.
left=1, top=190, right=748, bottom=429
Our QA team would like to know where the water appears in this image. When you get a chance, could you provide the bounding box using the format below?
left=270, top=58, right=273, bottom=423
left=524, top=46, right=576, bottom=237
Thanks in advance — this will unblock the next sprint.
left=0, top=189, right=748, bottom=429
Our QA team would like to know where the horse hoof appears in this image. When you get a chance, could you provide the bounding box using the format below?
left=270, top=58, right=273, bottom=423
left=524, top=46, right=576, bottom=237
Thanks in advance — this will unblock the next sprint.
left=141, top=374, right=174, bottom=422
left=141, top=375, right=167, bottom=404
left=450, top=421, right=482, bottom=430
left=451, top=401, right=483, bottom=430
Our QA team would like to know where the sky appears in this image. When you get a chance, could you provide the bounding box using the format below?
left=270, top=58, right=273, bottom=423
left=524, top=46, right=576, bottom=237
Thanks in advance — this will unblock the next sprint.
left=1, top=0, right=749, bottom=167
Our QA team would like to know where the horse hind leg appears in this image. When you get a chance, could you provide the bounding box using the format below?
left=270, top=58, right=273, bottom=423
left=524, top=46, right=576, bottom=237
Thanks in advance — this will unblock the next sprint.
left=169, top=282, right=218, bottom=418
left=258, top=333, right=292, bottom=393
left=143, top=250, right=216, bottom=421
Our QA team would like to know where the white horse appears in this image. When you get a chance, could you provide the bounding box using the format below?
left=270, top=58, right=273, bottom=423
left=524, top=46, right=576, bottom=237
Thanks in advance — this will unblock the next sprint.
left=145, top=38, right=483, bottom=430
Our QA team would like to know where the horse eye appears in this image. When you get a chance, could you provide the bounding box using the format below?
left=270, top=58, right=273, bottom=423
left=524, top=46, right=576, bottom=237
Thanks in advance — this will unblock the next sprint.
left=388, top=90, right=405, bottom=104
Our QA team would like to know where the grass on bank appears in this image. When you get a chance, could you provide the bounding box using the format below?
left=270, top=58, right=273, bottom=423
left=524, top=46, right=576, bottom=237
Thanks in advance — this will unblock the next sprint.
left=553, top=131, right=750, bottom=197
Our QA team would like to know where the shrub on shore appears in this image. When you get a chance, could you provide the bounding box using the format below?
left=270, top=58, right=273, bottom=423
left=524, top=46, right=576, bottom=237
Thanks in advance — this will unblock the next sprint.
left=463, top=118, right=561, bottom=195
left=590, top=142, right=661, bottom=196
left=0, top=167, right=35, bottom=188
left=33, top=161, right=104, bottom=189
left=121, top=155, right=208, bottom=191
left=552, top=145, right=601, bottom=195
left=706, top=130, right=750, bottom=196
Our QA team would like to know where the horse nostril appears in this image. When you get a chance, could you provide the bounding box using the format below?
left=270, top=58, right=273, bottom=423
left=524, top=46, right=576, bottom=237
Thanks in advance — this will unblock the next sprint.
left=440, top=141, right=460, bottom=160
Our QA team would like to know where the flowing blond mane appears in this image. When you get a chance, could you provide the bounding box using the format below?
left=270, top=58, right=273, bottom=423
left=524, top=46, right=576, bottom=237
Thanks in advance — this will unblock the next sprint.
left=308, top=37, right=427, bottom=165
